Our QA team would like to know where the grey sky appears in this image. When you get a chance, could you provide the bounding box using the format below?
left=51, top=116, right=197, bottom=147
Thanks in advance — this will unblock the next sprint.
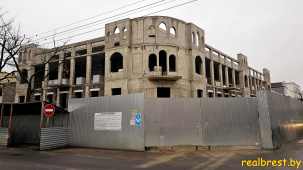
left=2, top=0, right=303, bottom=89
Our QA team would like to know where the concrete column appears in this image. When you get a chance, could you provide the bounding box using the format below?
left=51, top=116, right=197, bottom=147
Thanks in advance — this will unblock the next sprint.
left=257, top=77, right=260, bottom=90
left=249, top=76, right=253, bottom=92
left=86, top=55, right=92, bottom=84
left=232, top=69, right=236, bottom=87
left=56, top=88, right=60, bottom=106
left=42, top=89, right=46, bottom=101
left=210, top=60, right=215, bottom=86
left=85, top=55, right=92, bottom=98
left=87, top=43, right=92, bottom=54
left=58, top=59, right=63, bottom=85
left=69, top=58, right=75, bottom=85
left=253, top=72, right=257, bottom=91
left=219, top=64, right=223, bottom=87
left=225, top=66, right=229, bottom=87
left=44, top=63, right=49, bottom=88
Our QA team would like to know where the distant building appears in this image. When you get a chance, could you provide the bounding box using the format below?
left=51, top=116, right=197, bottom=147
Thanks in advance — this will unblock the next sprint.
left=0, top=72, right=16, bottom=103
left=271, top=81, right=301, bottom=99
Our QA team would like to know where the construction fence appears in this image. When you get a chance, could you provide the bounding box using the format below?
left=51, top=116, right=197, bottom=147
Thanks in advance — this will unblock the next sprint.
left=66, top=91, right=303, bottom=151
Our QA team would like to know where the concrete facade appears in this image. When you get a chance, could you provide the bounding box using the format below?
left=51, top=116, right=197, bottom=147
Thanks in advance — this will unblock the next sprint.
left=0, top=72, right=16, bottom=103
left=15, top=16, right=271, bottom=108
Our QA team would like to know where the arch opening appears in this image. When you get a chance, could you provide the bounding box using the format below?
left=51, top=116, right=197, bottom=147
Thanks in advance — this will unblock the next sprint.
left=195, top=56, right=202, bottom=75
left=159, top=23, right=167, bottom=31
left=169, top=55, right=176, bottom=72
left=114, top=27, right=120, bottom=34
left=110, top=52, right=123, bottom=72
left=149, top=54, right=157, bottom=71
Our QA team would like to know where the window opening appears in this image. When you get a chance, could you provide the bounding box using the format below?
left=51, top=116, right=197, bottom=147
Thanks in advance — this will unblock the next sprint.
left=157, top=87, right=170, bottom=98
left=114, top=27, right=120, bottom=34
left=197, top=90, right=203, bottom=98
left=19, top=96, right=25, bottom=103
left=110, top=52, right=123, bottom=72
left=169, top=55, right=176, bottom=72
left=149, top=54, right=157, bottom=71
left=195, top=56, right=202, bottom=75
left=91, top=91, right=99, bottom=97
left=75, top=92, right=82, bottom=98
left=112, top=88, right=121, bottom=96
left=159, top=23, right=166, bottom=31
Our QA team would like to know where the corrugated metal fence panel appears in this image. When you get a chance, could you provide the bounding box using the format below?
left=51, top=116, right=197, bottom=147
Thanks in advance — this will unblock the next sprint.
left=12, top=115, right=41, bottom=144
left=201, top=97, right=260, bottom=146
left=256, top=91, right=274, bottom=149
left=145, top=97, right=260, bottom=147
left=0, top=128, right=8, bottom=147
left=68, top=93, right=145, bottom=151
left=265, top=91, right=303, bottom=148
left=145, top=98, right=203, bottom=147
left=40, top=127, right=68, bottom=150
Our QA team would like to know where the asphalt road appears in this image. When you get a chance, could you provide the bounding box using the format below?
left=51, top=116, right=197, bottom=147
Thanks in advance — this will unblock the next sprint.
left=1, top=136, right=303, bottom=170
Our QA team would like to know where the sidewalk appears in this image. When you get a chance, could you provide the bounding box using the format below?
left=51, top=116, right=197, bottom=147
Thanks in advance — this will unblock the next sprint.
left=0, top=135, right=303, bottom=170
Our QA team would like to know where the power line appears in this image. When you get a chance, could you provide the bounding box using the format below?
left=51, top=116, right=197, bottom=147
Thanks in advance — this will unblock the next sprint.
left=30, top=0, right=146, bottom=38
left=39, top=0, right=198, bottom=47
left=32, top=0, right=165, bottom=42
left=34, top=0, right=177, bottom=43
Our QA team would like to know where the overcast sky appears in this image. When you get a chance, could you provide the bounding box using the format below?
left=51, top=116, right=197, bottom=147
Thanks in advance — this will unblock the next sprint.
left=2, top=0, right=303, bottom=89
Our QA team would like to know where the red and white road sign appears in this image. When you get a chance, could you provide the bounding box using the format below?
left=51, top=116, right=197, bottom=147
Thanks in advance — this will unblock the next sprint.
left=44, top=104, right=55, bottom=116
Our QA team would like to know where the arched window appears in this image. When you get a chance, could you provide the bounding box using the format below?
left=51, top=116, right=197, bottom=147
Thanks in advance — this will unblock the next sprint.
left=123, top=28, right=127, bottom=32
left=107, top=31, right=111, bottom=36
left=159, top=23, right=166, bottom=31
left=244, top=75, right=248, bottom=87
left=159, top=50, right=167, bottom=75
left=148, top=25, right=156, bottom=37
left=170, top=27, right=176, bottom=38
left=114, top=27, right=120, bottom=34
left=149, top=54, right=157, bottom=71
left=196, top=32, right=199, bottom=46
left=192, top=32, right=195, bottom=43
left=110, top=52, right=123, bottom=72
left=195, top=56, right=202, bottom=75
left=169, top=55, right=176, bottom=72
left=201, top=37, right=204, bottom=48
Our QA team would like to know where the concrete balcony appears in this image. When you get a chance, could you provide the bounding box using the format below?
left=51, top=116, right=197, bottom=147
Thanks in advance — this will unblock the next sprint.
left=147, top=71, right=181, bottom=81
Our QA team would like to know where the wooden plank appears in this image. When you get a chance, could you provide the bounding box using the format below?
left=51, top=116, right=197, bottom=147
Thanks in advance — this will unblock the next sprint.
left=65, top=114, right=69, bottom=127
left=8, top=104, right=13, bottom=146
left=46, top=116, right=50, bottom=128
left=0, top=104, right=3, bottom=127
left=39, top=102, right=45, bottom=149
left=40, top=102, right=45, bottom=130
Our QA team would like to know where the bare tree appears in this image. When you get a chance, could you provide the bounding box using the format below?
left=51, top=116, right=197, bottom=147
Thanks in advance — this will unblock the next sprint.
left=0, top=8, right=28, bottom=83
left=1, top=8, right=70, bottom=102
left=13, top=39, right=70, bottom=102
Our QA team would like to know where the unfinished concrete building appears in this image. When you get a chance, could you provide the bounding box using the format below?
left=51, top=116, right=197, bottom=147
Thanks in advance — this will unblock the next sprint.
left=15, top=16, right=271, bottom=109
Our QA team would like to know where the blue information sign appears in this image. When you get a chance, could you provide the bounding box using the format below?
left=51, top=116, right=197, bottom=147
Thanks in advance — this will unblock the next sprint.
left=136, top=114, right=141, bottom=119
left=136, top=119, right=141, bottom=126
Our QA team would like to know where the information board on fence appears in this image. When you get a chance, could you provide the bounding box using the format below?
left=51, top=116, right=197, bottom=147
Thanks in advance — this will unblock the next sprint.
left=94, top=112, right=122, bottom=130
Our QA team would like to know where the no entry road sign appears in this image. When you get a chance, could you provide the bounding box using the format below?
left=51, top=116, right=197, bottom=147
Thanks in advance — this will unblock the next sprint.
left=44, top=104, right=55, bottom=116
